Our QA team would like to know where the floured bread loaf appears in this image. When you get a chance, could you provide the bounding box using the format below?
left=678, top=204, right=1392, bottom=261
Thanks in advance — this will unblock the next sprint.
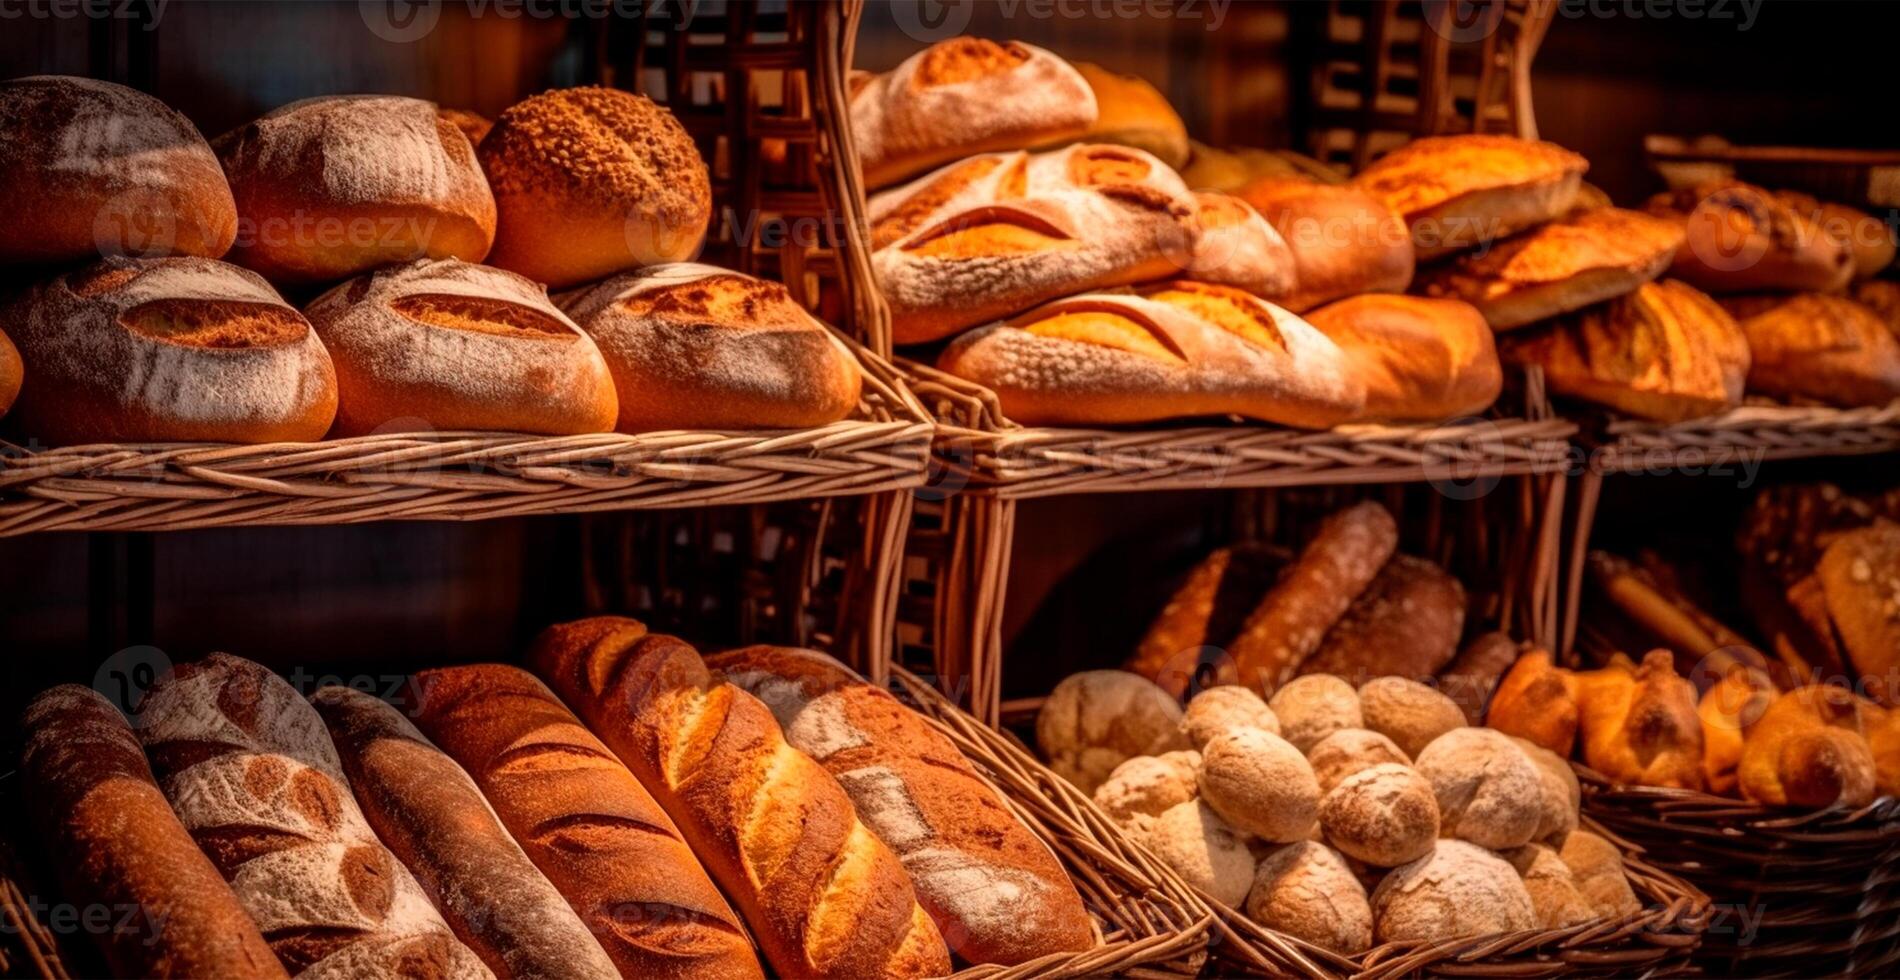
left=1183, top=192, right=1297, bottom=301
left=1416, top=207, right=1684, bottom=329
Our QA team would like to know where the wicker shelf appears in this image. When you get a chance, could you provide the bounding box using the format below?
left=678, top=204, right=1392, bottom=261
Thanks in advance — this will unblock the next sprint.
left=1582, top=402, right=1900, bottom=474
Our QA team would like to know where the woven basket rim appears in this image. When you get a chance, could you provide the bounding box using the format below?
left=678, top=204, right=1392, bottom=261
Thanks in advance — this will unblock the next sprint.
left=1576, top=762, right=1900, bottom=831
left=1579, top=399, right=1900, bottom=472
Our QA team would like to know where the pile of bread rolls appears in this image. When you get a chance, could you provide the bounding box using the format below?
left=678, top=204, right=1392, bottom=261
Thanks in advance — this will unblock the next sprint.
left=1035, top=669, right=1645, bottom=954
left=0, top=76, right=862, bottom=447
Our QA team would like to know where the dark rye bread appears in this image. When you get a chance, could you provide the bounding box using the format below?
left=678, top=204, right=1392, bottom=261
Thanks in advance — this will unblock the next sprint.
left=1299, top=554, right=1467, bottom=684
left=707, top=646, right=1096, bottom=966
left=408, top=664, right=761, bottom=980
left=20, top=686, right=285, bottom=979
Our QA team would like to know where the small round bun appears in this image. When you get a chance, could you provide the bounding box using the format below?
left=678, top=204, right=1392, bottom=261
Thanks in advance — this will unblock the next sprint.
left=1559, top=831, right=1642, bottom=918
left=1198, top=727, right=1319, bottom=843
left=0, top=329, right=20, bottom=421
left=1269, top=674, right=1363, bottom=752
left=1093, top=752, right=1200, bottom=841
left=4, top=256, right=335, bottom=445
left=1372, top=840, right=1536, bottom=944
left=1181, top=685, right=1280, bottom=750
left=219, top=95, right=497, bottom=284
left=303, top=258, right=616, bottom=437
left=1036, top=670, right=1189, bottom=794
left=1511, top=736, right=1580, bottom=846
left=1246, top=841, right=1372, bottom=955
left=1319, top=762, right=1438, bottom=867
left=1502, top=844, right=1596, bottom=928
left=1306, top=728, right=1411, bottom=795
left=0, top=76, right=236, bottom=264
left=1359, top=677, right=1466, bottom=758
left=1147, top=800, right=1256, bottom=907
left=1414, top=727, right=1544, bottom=850
left=480, top=87, right=711, bottom=288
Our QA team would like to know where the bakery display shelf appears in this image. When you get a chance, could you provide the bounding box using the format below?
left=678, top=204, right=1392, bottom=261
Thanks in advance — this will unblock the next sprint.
left=1584, top=401, right=1900, bottom=475
left=1645, top=135, right=1900, bottom=210
left=1576, top=766, right=1900, bottom=978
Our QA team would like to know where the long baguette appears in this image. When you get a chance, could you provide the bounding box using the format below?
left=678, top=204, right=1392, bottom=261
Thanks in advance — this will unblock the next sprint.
left=1228, top=501, right=1398, bottom=694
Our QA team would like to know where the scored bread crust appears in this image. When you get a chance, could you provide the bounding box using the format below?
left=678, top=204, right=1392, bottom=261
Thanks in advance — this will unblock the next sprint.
left=4, top=256, right=337, bottom=446
left=1073, top=62, right=1189, bottom=169
left=1416, top=207, right=1685, bottom=330
left=217, top=95, right=496, bottom=284
left=1305, top=294, right=1502, bottom=422
left=0, top=329, right=19, bottom=420
left=304, top=258, right=617, bottom=437
left=853, top=38, right=1097, bottom=189
left=1646, top=180, right=1854, bottom=294
left=1186, top=191, right=1297, bottom=301
left=1352, top=135, right=1587, bottom=260
left=558, top=262, right=862, bottom=433
left=0, top=75, right=237, bottom=263
left=1737, top=292, right=1900, bottom=408
left=937, top=281, right=1363, bottom=427
left=1238, top=177, right=1415, bottom=312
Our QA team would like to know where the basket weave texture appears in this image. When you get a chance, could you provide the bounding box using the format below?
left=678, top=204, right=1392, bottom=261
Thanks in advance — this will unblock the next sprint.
left=1586, top=402, right=1900, bottom=473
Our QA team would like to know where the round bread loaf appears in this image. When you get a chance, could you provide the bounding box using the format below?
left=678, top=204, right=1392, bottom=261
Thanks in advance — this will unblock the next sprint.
left=1305, top=294, right=1502, bottom=422
left=1510, top=736, right=1580, bottom=846
left=218, top=95, right=496, bottom=284
left=1414, top=727, right=1544, bottom=850
left=1093, top=752, right=1200, bottom=842
left=1558, top=831, right=1642, bottom=918
left=1306, top=728, right=1411, bottom=795
left=1245, top=841, right=1372, bottom=955
left=0, top=76, right=237, bottom=263
left=1269, top=675, right=1364, bottom=753
left=1185, top=192, right=1297, bottom=301
left=556, top=263, right=862, bottom=433
left=1319, top=762, right=1438, bottom=867
left=1180, top=686, right=1279, bottom=751
left=303, top=258, right=616, bottom=437
left=0, top=329, right=20, bottom=421
left=1371, top=840, right=1536, bottom=944
left=1146, top=800, right=1255, bottom=907
left=1035, top=670, right=1189, bottom=794
left=1238, top=177, right=1414, bottom=312
left=3, top=256, right=336, bottom=445
left=479, top=87, right=710, bottom=289
left=1198, top=727, right=1319, bottom=843
left=1072, top=62, right=1188, bottom=170
left=1359, top=677, right=1466, bottom=759
left=1503, top=844, right=1596, bottom=928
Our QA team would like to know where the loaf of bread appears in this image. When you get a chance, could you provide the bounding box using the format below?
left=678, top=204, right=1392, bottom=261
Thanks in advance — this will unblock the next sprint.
left=1486, top=649, right=1581, bottom=756
left=305, top=258, right=616, bottom=437
left=1179, top=686, right=1280, bottom=751
left=1738, top=685, right=1877, bottom=808
left=1352, top=135, right=1588, bottom=260
left=1776, top=192, right=1895, bottom=281
left=1306, top=728, right=1410, bottom=794
left=1558, top=831, right=1641, bottom=918
left=1854, top=279, right=1900, bottom=334
left=0, top=328, right=20, bottom=421
left=407, top=664, right=759, bottom=980
left=867, top=151, right=1029, bottom=251
left=3, top=256, right=337, bottom=445
left=1228, top=501, right=1398, bottom=694
left=1036, top=669, right=1190, bottom=793
left=1498, top=279, right=1750, bottom=423
left=557, top=263, right=863, bottom=432
left=1698, top=665, right=1778, bottom=796
left=438, top=108, right=493, bottom=147
left=1738, top=292, right=1900, bottom=408
left=21, top=686, right=285, bottom=979
left=1305, top=294, right=1502, bottom=422
left=0, top=76, right=236, bottom=263
left=1438, top=632, right=1521, bottom=725
left=1246, top=841, right=1372, bottom=955
left=1817, top=523, right=1900, bottom=705
left=1298, top=554, right=1466, bottom=683
left=479, top=87, right=710, bottom=288
left=1319, top=762, right=1438, bottom=867
left=1370, top=840, right=1535, bottom=943
left=1237, top=177, right=1414, bottom=311
left=707, top=646, right=1095, bottom=966
left=1073, top=62, right=1188, bottom=169
left=1862, top=698, right=1900, bottom=797
left=1576, top=650, right=1704, bottom=791
left=1199, top=727, right=1320, bottom=843
left=852, top=38, right=1097, bottom=189
left=1184, top=191, right=1298, bottom=301
left=1270, top=675, right=1364, bottom=753
left=528, top=618, right=950, bottom=978
left=1645, top=181, right=1854, bottom=294
left=311, top=686, right=621, bottom=980
left=1504, top=844, right=1596, bottom=929
left=1128, top=544, right=1285, bottom=698
left=217, top=95, right=495, bottom=284
left=1415, top=207, right=1684, bottom=330
left=1093, top=751, right=1201, bottom=843
left=135, top=653, right=491, bottom=978
left=1357, top=677, right=1466, bottom=759
left=937, top=280, right=1364, bottom=427
left=1415, top=727, right=1544, bottom=850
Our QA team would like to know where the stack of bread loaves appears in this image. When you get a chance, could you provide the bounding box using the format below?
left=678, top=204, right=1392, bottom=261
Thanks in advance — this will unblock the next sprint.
left=1037, top=669, right=1644, bottom=953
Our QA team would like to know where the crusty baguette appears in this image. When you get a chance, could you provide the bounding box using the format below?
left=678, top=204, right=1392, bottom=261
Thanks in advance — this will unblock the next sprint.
left=707, top=646, right=1095, bottom=966
left=135, top=653, right=491, bottom=979
left=528, top=618, right=951, bottom=979
left=21, top=686, right=285, bottom=980
left=1226, top=501, right=1398, bottom=694
left=408, top=664, right=760, bottom=980
left=1414, top=208, right=1683, bottom=330
left=312, top=686, right=621, bottom=980
left=1127, top=544, right=1286, bottom=697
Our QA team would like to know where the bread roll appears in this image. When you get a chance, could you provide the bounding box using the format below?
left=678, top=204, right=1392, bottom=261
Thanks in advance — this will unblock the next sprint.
left=1319, top=763, right=1438, bottom=867
left=218, top=96, right=495, bottom=284
left=528, top=618, right=950, bottom=978
left=1558, top=831, right=1641, bottom=918
left=852, top=38, right=1097, bottom=189
left=1352, top=135, right=1588, bottom=260
left=1073, top=62, right=1188, bottom=169
left=1487, top=649, right=1580, bottom=756
left=1244, top=842, right=1372, bottom=955
left=1306, top=728, right=1411, bottom=795
left=1502, top=844, right=1596, bottom=928
left=21, top=686, right=285, bottom=979
left=1146, top=800, right=1256, bottom=906
left=1439, top=632, right=1521, bottom=725
left=1094, top=752, right=1200, bottom=842
left=1853, top=279, right=1900, bottom=335
left=1498, top=279, right=1750, bottom=423
left=1577, top=650, right=1704, bottom=791
left=1416, top=208, right=1684, bottom=330
left=1036, top=669, right=1190, bottom=794
left=304, top=258, right=615, bottom=436
left=479, top=87, right=710, bottom=288
left=1184, top=192, right=1297, bottom=300
left=1269, top=674, right=1365, bottom=753
left=135, top=654, right=490, bottom=978
left=1371, top=840, right=1536, bottom=943
left=1645, top=181, right=1853, bottom=294
left=4, top=256, right=336, bottom=445
left=1299, top=555, right=1468, bottom=684
left=1229, top=501, right=1398, bottom=694
left=1777, top=192, right=1896, bottom=281
left=557, top=263, right=861, bottom=432
left=1415, top=727, right=1543, bottom=850
left=1305, top=295, right=1502, bottom=422
left=1128, top=544, right=1285, bottom=698
left=1698, top=666, right=1778, bottom=795
left=1180, top=685, right=1280, bottom=750
left=1739, top=292, right=1900, bottom=408
left=707, top=645, right=1094, bottom=967
left=1184, top=143, right=1343, bottom=194
left=1198, top=727, right=1321, bottom=842
left=1818, top=522, right=1900, bottom=704
left=1237, top=177, right=1414, bottom=311
left=311, top=686, right=620, bottom=980
left=409, top=664, right=759, bottom=980
left=1739, top=685, right=1878, bottom=808
left=1511, top=737, right=1581, bottom=847
left=1357, top=677, right=1466, bottom=759
left=0, top=76, right=236, bottom=263
left=0, top=328, right=20, bottom=421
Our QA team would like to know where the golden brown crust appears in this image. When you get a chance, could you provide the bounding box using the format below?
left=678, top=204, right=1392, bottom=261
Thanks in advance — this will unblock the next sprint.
left=1775, top=192, right=1895, bottom=281
left=1853, top=279, right=1900, bottom=337
left=1352, top=135, right=1588, bottom=259
left=1238, top=177, right=1414, bottom=311
left=1227, top=501, right=1399, bottom=693
left=1306, top=294, right=1502, bottom=421
left=480, top=87, right=710, bottom=288
left=1738, top=292, right=1900, bottom=408
left=1298, top=554, right=1466, bottom=684
left=1073, top=62, right=1189, bottom=169
left=1486, top=649, right=1580, bottom=757
left=1646, top=180, right=1854, bottom=294
left=438, top=107, right=493, bottom=147
left=1698, top=666, right=1777, bottom=796
left=1739, top=685, right=1877, bottom=808
left=1129, top=544, right=1287, bottom=697
left=1416, top=208, right=1684, bottom=330
left=0, top=328, right=20, bottom=420
left=1817, top=523, right=1900, bottom=706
